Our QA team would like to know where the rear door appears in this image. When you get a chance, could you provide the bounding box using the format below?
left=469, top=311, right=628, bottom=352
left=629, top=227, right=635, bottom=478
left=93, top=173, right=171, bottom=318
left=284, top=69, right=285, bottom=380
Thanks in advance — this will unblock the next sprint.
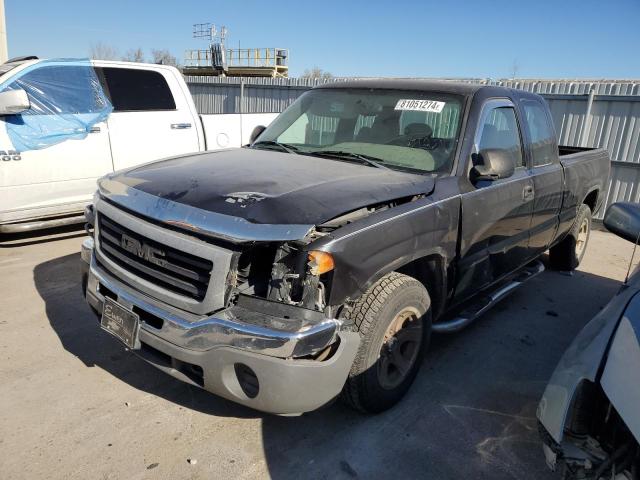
left=454, top=99, right=535, bottom=302
left=520, top=98, right=564, bottom=254
left=0, top=63, right=113, bottom=218
left=99, top=66, right=200, bottom=171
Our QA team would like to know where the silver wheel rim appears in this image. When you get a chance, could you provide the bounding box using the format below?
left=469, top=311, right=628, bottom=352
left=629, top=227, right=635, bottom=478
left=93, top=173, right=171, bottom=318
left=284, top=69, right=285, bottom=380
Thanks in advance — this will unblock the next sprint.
left=575, top=218, right=589, bottom=258
left=377, top=307, right=423, bottom=390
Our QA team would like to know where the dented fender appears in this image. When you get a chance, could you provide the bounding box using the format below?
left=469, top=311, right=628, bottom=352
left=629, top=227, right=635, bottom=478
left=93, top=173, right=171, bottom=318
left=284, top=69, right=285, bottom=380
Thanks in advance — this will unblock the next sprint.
left=311, top=180, right=461, bottom=306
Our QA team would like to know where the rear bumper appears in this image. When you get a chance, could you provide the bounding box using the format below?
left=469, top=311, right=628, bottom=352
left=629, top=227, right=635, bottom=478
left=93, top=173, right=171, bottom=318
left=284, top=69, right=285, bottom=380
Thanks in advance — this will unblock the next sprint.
left=81, top=237, right=359, bottom=414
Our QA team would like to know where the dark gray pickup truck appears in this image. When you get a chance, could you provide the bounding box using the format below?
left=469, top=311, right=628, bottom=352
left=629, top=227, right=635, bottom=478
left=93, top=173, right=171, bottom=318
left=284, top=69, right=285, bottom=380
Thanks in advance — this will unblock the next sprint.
left=80, top=80, right=610, bottom=414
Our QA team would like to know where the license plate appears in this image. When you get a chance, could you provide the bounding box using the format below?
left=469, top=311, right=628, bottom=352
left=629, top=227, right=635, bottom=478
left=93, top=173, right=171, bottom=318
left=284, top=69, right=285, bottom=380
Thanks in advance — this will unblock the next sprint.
left=101, top=297, right=140, bottom=349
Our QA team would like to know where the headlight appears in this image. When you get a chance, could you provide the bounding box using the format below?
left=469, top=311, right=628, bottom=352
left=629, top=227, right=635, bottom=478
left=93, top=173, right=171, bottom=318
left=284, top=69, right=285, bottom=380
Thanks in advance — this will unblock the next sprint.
left=308, top=251, right=334, bottom=275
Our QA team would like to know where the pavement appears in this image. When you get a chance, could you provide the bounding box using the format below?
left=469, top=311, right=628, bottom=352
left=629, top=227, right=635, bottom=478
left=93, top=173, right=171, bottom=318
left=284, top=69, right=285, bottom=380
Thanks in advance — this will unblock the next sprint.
left=0, top=226, right=635, bottom=480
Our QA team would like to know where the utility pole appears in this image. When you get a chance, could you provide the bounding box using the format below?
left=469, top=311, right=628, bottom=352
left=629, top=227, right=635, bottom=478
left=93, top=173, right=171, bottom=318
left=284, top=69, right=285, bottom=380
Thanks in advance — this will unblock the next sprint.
left=0, top=0, right=7, bottom=63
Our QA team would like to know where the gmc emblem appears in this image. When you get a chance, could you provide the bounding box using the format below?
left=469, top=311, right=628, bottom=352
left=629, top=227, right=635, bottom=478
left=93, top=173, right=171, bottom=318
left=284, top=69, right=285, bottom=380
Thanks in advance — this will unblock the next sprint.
left=120, top=234, right=167, bottom=267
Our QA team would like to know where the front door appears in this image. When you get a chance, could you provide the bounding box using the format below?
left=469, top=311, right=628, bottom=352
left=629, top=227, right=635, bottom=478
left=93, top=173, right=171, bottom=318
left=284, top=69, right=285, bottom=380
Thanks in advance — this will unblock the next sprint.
left=454, top=100, right=534, bottom=303
left=0, top=62, right=113, bottom=219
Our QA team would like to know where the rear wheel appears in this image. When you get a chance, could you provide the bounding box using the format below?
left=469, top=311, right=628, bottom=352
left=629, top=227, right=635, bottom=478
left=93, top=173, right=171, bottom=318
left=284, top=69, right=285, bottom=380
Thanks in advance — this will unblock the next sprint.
left=341, top=272, right=431, bottom=413
left=549, top=204, right=592, bottom=270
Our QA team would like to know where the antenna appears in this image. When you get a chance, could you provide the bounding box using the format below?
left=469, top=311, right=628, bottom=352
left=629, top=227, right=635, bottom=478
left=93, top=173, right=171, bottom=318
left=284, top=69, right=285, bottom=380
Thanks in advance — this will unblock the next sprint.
left=191, top=22, right=229, bottom=73
left=192, top=23, right=227, bottom=46
left=185, top=22, right=287, bottom=77
left=220, top=26, right=227, bottom=47
left=624, top=230, right=640, bottom=285
left=193, top=23, right=213, bottom=41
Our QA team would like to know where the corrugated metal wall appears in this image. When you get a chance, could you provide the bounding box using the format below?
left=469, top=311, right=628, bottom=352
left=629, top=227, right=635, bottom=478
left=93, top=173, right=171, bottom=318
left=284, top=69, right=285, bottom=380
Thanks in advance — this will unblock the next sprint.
left=542, top=94, right=640, bottom=217
left=186, top=76, right=315, bottom=114
left=185, top=76, right=640, bottom=218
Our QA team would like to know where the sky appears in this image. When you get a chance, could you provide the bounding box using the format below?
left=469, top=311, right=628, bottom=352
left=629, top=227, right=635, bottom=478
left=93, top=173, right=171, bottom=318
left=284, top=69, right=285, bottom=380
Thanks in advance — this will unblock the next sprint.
left=6, top=0, right=640, bottom=79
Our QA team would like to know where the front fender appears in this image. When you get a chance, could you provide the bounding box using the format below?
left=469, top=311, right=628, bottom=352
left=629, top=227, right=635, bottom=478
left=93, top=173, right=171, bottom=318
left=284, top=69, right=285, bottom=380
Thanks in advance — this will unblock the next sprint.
left=313, top=194, right=460, bottom=305
left=537, top=285, right=640, bottom=443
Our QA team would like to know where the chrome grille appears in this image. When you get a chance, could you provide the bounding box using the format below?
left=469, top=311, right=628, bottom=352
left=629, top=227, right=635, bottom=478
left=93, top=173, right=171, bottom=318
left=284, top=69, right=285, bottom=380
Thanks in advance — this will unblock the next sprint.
left=97, top=214, right=213, bottom=301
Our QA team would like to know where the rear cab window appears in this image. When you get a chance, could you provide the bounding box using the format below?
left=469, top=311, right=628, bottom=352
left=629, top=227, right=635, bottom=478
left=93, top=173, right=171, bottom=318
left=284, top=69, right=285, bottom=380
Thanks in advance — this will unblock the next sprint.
left=521, top=99, right=557, bottom=167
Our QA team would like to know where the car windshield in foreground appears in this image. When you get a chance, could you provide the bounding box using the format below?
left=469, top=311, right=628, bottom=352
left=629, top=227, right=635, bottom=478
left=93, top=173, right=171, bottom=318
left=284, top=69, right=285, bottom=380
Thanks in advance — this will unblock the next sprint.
left=252, top=88, right=464, bottom=174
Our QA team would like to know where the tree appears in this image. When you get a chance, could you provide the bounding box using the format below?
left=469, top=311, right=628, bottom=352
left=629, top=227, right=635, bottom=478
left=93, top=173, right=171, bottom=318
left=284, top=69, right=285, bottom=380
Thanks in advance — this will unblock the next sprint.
left=151, top=49, right=178, bottom=67
left=89, top=42, right=119, bottom=60
left=301, top=67, right=333, bottom=80
left=123, top=48, right=145, bottom=63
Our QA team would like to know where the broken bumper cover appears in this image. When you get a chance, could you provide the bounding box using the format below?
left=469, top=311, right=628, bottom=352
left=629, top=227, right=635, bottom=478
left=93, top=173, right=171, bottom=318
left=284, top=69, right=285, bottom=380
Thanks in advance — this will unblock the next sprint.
left=81, top=237, right=359, bottom=414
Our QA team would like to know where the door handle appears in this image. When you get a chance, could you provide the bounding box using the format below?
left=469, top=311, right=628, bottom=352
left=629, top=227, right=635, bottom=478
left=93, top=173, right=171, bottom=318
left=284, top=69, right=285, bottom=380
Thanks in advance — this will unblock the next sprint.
left=523, top=185, right=535, bottom=201
left=171, top=123, right=192, bottom=130
left=89, top=126, right=101, bottom=133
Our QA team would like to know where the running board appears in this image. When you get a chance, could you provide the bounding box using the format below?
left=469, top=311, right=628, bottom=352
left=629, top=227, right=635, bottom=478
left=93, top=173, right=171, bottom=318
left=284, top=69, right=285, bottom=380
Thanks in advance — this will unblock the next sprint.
left=432, top=260, right=545, bottom=334
left=0, top=214, right=85, bottom=234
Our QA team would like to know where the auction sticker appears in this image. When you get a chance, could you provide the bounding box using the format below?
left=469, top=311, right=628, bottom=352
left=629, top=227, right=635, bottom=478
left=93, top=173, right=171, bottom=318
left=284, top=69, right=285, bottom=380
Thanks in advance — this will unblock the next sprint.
left=394, top=99, right=445, bottom=113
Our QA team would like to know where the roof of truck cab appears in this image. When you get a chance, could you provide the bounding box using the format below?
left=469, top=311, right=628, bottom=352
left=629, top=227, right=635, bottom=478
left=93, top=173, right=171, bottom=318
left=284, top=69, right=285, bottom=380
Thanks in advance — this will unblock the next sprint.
left=313, top=78, right=489, bottom=95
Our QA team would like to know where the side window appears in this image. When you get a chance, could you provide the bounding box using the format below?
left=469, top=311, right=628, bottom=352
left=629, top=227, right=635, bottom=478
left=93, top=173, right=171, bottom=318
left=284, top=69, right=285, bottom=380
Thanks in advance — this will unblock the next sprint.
left=277, top=112, right=337, bottom=145
left=6, top=65, right=107, bottom=114
left=477, top=106, right=524, bottom=168
left=354, top=114, right=376, bottom=138
left=522, top=100, right=557, bottom=167
left=307, top=115, right=338, bottom=145
left=99, top=67, right=176, bottom=112
left=278, top=113, right=309, bottom=143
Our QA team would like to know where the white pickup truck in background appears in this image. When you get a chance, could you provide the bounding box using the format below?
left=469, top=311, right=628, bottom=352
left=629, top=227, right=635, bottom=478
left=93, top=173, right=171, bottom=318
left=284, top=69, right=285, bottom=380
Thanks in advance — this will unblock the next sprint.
left=0, top=57, right=277, bottom=233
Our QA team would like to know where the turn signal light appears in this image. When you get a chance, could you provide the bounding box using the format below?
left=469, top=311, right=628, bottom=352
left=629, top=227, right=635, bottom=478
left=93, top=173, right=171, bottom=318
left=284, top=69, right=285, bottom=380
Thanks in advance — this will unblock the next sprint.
left=308, top=251, right=335, bottom=275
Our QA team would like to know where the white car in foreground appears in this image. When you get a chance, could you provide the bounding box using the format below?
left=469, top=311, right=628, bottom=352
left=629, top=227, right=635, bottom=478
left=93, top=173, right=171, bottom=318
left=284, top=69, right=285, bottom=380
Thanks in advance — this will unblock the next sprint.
left=0, top=56, right=276, bottom=233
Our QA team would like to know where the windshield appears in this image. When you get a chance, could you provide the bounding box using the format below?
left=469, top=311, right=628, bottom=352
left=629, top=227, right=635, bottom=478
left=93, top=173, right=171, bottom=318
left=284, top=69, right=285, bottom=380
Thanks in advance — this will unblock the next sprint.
left=254, top=88, right=464, bottom=174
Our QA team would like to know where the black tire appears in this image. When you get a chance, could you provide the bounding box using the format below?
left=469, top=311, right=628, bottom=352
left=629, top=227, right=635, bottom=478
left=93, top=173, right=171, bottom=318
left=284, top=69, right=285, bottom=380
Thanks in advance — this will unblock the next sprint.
left=549, top=204, right=592, bottom=270
left=341, top=272, right=431, bottom=413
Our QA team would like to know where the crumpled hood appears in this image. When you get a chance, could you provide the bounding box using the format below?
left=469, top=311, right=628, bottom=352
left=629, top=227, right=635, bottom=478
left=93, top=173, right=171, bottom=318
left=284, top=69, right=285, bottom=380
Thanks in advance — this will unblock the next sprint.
left=107, top=148, right=435, bottom=226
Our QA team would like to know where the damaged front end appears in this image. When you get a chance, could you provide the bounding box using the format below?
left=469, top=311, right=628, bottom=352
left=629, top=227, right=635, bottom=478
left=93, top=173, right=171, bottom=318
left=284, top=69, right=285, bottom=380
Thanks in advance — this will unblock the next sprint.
left=537, top=286, right=640, bottom=479
left=83, top=180, right=433, bottom=413
left=226, top=193, right=427, bottom=323
left=540, top=381, right=640, bottom=480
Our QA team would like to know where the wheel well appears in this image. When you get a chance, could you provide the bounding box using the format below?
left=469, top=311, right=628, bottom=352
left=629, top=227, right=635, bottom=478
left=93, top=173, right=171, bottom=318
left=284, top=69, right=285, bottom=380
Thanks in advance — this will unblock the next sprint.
left=396, top=254, right=446, bottom=319
left=584, top=189, right=599, bottom=212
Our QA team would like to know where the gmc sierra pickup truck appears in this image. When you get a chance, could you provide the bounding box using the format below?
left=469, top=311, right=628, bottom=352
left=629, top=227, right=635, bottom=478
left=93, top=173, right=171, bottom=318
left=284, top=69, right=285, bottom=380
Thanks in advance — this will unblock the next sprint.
left=80, top=80, right=610, bottom=414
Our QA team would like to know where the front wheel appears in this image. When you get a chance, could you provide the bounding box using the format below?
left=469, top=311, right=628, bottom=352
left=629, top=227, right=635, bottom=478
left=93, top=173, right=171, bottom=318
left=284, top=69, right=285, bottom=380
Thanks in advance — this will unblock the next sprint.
left=341, top=272, right=431, bottom=413
left=549, top=204, right=592, bottom=270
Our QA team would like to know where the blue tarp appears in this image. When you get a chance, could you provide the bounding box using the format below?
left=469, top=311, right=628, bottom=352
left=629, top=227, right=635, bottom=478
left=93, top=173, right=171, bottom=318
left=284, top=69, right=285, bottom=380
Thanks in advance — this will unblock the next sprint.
left=0, top=59, right=112, bottom=151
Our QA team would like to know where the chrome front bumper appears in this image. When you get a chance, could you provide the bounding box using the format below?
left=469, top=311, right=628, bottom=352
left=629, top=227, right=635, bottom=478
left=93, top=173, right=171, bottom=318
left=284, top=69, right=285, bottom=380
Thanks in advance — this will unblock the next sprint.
left=81, top=237, right=342, bottom=358
left=81, top=237, right=359, bottom=414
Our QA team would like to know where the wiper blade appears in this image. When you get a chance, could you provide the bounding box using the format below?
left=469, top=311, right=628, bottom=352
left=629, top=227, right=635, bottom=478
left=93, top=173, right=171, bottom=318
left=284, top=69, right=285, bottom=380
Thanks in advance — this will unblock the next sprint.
left=251, top=140, right=299, bottom=154
left=307, top=150, right=389, bottom=169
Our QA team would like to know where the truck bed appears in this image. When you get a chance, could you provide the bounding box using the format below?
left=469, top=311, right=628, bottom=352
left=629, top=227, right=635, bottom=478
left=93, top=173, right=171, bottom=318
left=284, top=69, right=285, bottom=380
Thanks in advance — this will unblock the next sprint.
left=559, top=145, right=601, bottom=156
left=559, top=145, right=610, bottom=221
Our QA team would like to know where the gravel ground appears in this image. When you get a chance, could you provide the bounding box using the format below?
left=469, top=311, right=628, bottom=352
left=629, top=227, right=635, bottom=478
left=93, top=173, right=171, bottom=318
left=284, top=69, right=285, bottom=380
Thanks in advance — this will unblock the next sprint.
left=0, top=226, right=635, bottom=480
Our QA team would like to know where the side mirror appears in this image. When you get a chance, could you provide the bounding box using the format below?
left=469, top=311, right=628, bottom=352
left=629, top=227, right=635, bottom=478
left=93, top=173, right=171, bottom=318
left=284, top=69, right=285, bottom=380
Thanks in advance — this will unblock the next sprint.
left=604, top=202, right=640, bottom=243
left=471, top=149, right=515, bottom=182
left=249, top=125, right=266, bottom=145
left=0, top=89, right=30, bottom=115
